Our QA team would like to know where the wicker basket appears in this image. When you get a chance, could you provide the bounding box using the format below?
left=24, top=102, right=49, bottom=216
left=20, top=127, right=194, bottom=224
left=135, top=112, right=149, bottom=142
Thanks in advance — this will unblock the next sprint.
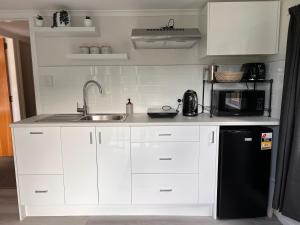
left=214, top=71, right=243, bottom=82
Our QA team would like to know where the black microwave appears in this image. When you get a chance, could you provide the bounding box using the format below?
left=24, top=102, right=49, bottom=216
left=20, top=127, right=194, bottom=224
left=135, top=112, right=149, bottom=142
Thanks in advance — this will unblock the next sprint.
left=212, top=90, right=265, bottom=116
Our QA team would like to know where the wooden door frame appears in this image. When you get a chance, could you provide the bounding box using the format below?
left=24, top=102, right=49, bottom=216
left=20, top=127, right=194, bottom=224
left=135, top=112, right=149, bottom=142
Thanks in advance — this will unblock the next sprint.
left=0, top=37, right=13, bottom=156
left=0, top=12, right=40, bottom=115
left=0, top=14, right=37, bottom=158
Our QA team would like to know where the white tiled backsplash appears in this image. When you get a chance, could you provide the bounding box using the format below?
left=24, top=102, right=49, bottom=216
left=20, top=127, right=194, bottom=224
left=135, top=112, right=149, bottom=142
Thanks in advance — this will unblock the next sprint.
left=266, top=60, right=285, bottom=119
left=37, top=62, right=284, bottom=117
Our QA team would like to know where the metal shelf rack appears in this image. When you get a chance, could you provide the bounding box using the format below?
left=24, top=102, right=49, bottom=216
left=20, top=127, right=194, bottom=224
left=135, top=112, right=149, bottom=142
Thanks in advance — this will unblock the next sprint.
left=201, top=79, right=274, bottom=118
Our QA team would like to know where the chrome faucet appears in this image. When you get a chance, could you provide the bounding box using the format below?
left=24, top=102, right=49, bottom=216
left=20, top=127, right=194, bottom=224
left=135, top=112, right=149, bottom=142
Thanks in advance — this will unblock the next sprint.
left=77, top=80, right=103, bottom=116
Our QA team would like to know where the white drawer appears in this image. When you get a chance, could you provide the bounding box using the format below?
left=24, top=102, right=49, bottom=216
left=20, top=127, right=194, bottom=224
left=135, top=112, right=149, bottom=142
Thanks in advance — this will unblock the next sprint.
left=19, top=175, right=64, bottom=205
left=13, top=127, right=63, bottom=174
left=132, top=174, right=198, bottom=204
left=132, top=142, right=199, bottom=173
left=131, top=126, right=199, bottom=142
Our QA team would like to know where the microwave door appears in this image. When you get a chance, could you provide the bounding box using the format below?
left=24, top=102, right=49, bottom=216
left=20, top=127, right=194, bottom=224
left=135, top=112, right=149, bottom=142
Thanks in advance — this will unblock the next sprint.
left=225, top=92, right=242, bottom=110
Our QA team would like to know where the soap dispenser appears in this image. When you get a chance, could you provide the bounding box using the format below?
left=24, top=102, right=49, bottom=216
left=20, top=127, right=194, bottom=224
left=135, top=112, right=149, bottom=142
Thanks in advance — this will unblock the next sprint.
left=126, top=98, right=133, bottom=114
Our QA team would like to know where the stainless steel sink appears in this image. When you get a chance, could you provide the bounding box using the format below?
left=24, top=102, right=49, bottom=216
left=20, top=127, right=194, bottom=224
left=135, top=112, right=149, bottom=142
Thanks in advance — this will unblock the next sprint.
left=79, top=114, right=127, bottom=122
left=35, top=113, right=127, bottom=123
left=35, top=114, right=84, bottom=122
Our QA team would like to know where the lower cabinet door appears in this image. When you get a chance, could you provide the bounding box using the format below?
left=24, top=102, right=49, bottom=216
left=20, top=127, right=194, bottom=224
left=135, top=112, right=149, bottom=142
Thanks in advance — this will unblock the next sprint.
left=132, top=174, right=198, bottom=204
left=18, top=175, right=64, bottom=205
left=61, top=127, right=98, bottom=205
left=96, top=127, right=131, bottom=204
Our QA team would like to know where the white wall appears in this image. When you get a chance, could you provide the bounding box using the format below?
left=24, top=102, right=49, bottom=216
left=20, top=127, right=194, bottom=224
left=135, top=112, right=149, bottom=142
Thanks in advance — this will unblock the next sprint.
left=265, top=60, right=285, bottom=119
left=266, top=0, right=300, bottom=62
left=0, top=24, right=31, bottom=121
left=38, top=65, right=202, bottom=113
left=4, top=37, right=21, bottom=121
left=34, top=12, right=206, bottom=114
left=29, top=1, right=296, bottom=117
left=35, top=11, right=282, bottom=115
left=36, top=13, right=200, bottom=66
left=38, top=64, right=249, bottom=114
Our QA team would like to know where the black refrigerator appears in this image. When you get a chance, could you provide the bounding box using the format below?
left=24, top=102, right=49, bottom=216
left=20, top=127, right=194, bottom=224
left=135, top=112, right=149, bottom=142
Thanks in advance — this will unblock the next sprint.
left=217, top=126, right=273, bottom=219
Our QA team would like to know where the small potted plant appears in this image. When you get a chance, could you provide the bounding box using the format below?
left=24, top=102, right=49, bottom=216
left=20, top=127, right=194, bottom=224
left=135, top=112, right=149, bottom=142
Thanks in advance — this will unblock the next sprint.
left=84, top=16, right=92, bottom=27
left=35, top=15, right=44, bottom=27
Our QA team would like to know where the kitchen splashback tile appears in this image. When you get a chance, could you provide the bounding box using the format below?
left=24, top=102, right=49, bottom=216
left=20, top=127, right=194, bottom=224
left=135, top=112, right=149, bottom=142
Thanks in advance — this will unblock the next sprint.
left=265, top=60, right=285, bottom=119
left=37, top=63, right=283, bottom=116
left=38, top=65, right=204, bottom=114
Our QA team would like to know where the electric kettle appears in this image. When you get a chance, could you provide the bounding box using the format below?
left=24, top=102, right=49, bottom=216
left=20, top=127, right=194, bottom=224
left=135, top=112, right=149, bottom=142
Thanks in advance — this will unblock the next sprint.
left=182, top=90, right=198, bottom=117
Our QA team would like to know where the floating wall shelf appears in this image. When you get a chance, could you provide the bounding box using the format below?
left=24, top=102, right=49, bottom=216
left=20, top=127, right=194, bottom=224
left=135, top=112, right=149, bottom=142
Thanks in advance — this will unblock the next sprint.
left=33, top=27, right=98, bottom=37
left=66, top=53, right=128, bottom=60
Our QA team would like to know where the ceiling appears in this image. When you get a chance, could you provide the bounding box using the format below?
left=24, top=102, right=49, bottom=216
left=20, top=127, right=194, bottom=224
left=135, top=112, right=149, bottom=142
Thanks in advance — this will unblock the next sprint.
left=0, top=0, right=208, bottom=10
left=0, top=21, right=29, bottom=37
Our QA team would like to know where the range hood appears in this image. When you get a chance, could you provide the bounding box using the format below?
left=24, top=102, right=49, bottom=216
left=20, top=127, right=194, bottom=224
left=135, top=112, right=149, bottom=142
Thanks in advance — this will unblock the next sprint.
left=131, top=28, right=201, bottom=49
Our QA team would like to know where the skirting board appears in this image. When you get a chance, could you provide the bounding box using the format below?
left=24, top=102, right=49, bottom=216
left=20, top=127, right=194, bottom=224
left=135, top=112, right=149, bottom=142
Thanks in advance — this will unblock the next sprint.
left=21, top=204, right=213, bottom=219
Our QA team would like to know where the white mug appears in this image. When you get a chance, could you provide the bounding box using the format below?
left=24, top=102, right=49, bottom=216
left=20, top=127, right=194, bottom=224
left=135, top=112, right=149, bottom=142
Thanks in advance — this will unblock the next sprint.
left=90, top=46, right=100, bottom=54
left=101, top=46, right=112, bottom=54
left=80, top=46, right=90, bottom=54
left=84, top=18, right=92, bottom=27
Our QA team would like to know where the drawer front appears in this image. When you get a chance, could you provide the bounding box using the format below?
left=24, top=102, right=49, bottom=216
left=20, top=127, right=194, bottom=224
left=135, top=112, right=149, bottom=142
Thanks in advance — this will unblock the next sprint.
left=131, top=126, right=199, bottom=142
left=19, top=175, right=64, bottom=205
left=132, top=174, right=198, bottom=204
left=13, top=127, right=63, bottom=174
left=132, top=142, right=200, bottom=173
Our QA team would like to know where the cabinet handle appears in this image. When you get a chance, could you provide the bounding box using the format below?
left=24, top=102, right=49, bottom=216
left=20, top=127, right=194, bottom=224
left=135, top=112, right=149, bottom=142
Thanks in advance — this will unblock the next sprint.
left=29, top=132, right=43, bottom=135
left=159, top=157, right=172, bottom=161
left=98, top=132, right=102, bottom=144
left=90, top=132, right=93, bottom=144
left=158, top=133, right=172, bottom=136
left=34, top=190, right=48, bottom=194
left=210, top=131, right=215, bottom=143
left=160, top=189, right=173, bottom=192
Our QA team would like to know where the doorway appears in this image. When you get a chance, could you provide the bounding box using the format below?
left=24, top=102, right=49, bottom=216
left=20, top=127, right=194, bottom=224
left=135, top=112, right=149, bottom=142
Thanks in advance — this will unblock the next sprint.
left=0, top=20, right=36, bottom=188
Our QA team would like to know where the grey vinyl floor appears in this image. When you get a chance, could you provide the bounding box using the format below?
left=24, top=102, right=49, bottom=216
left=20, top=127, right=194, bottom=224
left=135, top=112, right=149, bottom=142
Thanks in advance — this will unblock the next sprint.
left=0, top=157, right=16, bottom=188
left=0, top=189, right=282, bottom=225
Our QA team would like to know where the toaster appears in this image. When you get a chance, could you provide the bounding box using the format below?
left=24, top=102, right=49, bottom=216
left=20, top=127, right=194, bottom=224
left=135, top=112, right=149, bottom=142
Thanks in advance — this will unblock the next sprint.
left=241, top=63, right=266, bottom=80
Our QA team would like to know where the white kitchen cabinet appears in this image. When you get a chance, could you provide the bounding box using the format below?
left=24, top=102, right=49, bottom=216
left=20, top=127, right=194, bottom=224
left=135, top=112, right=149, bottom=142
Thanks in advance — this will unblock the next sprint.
left=132, top=174, right=199, bottom=204
left=96, top=127, right=131, bottom=204
left=200, top=1, right=280, bottom=56
left=11, top=123, right=224, bottom=218
left=19, top=175, right=64, bottom=206
left=61, top=127, right=98, bottom=205
left=131, top=126, right=199, bottom=142
left=13, top=127, right=63, bottom=174
left=198, top=126, right=218, bottom=204
left=131, top=142, right=200, bottom=174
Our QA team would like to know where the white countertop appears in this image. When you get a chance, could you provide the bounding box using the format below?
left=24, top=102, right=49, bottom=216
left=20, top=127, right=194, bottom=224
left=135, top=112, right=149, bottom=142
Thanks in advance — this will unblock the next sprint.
left=10, top=113, right=280, bottom=127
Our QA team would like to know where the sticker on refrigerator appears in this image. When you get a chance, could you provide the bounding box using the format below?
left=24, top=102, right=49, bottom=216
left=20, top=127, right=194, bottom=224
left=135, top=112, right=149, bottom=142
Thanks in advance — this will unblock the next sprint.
left=261, top=133, right=272, bottom=150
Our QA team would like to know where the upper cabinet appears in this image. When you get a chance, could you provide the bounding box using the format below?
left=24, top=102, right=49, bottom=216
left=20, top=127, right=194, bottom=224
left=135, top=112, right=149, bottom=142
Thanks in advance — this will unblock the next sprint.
left=200, top=1, right=280, bottom=56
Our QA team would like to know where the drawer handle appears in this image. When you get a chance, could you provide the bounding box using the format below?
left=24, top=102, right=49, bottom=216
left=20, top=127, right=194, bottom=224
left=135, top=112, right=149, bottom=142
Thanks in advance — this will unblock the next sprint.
left=29, top=132, right=44, bottom=135
left=160, top=189, right=173, bottom=192
left=98, top=132, right=102, bottom=144
left=34, top=190, right=48, bottom=194
left=158, top=133, right=172, bottom=136
left=90, top=132, right=93, bottom=144
left=210, top=131, right=215, bottom=143
left=159, top=157, right=172, bottom=161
